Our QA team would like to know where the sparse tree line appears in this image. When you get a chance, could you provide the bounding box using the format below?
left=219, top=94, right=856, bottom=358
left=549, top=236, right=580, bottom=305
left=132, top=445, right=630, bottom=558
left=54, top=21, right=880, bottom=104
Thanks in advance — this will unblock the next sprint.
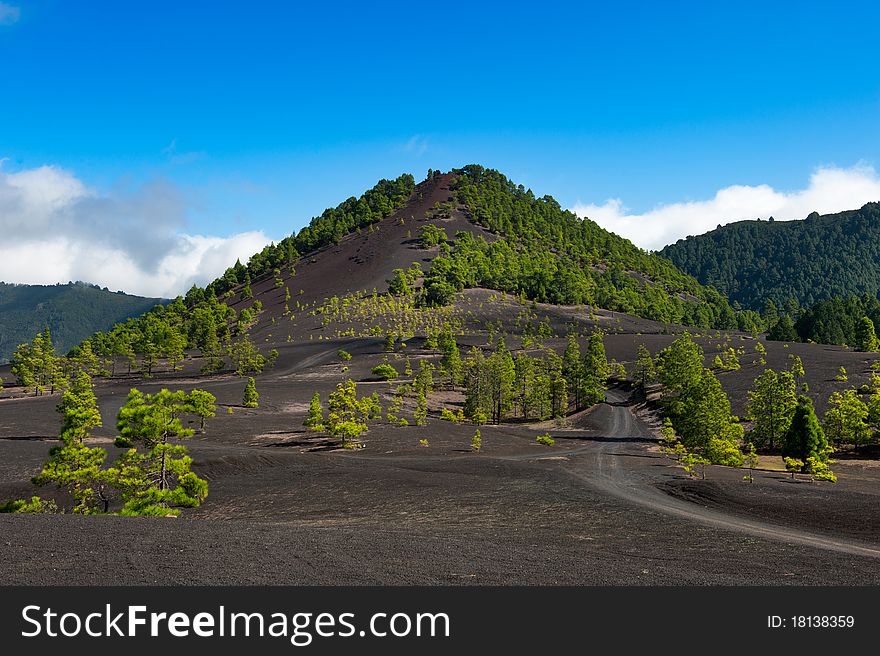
left=764, top=294, right=880, bottom=351
left=638, top=333, right=856, bottom=482
left=6, top=301, right=278, bottom=397
left=1, top=370, right=216, bottom=515
left=302, top=329, right=612, bottom=450
left=314, top=286, right=462, bottom=345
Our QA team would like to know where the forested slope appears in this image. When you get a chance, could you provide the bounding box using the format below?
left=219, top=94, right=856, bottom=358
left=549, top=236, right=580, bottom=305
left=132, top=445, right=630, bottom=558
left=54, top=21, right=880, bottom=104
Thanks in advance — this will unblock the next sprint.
left=422, top=165, right=740, bottom=329
left=0, top=282, right=163, bottom=363
left=659, top=203, right=880, bottom=310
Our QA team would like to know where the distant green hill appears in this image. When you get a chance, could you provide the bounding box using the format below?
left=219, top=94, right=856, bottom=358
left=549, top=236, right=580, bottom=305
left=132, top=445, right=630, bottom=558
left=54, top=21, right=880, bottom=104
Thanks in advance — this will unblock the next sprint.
left=658, top=202, right=880, bottom=311
left=0, top=282, right=164, bottom=363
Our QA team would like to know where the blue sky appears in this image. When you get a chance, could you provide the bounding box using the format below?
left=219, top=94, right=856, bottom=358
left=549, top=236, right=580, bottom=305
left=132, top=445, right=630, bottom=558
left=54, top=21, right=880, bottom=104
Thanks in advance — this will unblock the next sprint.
left=2, top=1, right=880, bottom=295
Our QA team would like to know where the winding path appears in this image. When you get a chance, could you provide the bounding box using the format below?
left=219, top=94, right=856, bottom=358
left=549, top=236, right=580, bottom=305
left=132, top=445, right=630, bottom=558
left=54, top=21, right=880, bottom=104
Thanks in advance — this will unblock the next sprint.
left=323, top=376, right=880, bottom=559
left=569, top=389, right=880, bottom=558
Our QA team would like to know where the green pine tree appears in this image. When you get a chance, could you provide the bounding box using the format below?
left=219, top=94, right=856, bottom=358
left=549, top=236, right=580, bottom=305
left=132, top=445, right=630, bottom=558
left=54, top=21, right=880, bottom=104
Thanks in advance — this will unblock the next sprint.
left=855, top=316, right=879, bottom=352
left=633, top=344, right=657, bottom=388
left=582, top=330, right=609, bottom=406
left=114, top=388, right=209, bottom=515
left=746, top=368, right=797, bottom=450
left=243, top=377, right=259, bottom=408
left=782, top=396, right=830, bottom=468
left=305, top=392, right=325, bottom=430
left=186, top=389, right=217, bottom=430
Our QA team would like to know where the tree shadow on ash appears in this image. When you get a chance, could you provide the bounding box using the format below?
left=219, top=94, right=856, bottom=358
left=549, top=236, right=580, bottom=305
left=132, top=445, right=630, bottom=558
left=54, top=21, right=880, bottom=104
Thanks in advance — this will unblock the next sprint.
left=549, top=433, right=655, bottom=444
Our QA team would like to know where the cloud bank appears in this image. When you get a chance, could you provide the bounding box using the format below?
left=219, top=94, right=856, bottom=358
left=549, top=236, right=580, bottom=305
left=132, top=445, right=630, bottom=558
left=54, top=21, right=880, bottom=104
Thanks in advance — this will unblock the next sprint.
left=0, top=164, right=271, bottom=298
left=572, top=164, right=880, bottom=251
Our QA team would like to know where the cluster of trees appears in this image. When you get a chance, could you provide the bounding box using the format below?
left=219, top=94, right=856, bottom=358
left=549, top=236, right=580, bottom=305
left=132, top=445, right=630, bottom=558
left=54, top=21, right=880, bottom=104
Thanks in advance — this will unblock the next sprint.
left=387, top=263, right=424, bottom=298
left=304, top=329, right=609, bottom=437
left=76, top=292, right=275, bottom=378
left=822, top=374, right=880, bottom=452
left=659, top=202, right=880, bottom=311
left=765, top=294, right=880, bottom=349
left=304, top=379, right=381, bottom=447
left=417, top=165, right=743, bottom=330
left=742, top=357, right=848, bottom=473
left=2, top=371, right=215, bottom=515
left=648, top=334, right=836, bottom=475
left=463, top=332, right=609, bottom=424
left=381, top=359, right=435, bottom=427
left=741, top=356, right=834, bottom=471
left=83, top=293, right=234, bottom=376
left=11, top=328, right=107, bottom=396
left=418, top=224, right=448, bottom=249
left=652, top=334, right=744, bottom=466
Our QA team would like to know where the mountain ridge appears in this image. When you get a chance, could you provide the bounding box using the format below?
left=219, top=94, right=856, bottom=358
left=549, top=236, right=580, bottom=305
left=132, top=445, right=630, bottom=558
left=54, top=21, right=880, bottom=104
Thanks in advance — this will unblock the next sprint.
left=658, top=202, right=880, bottom=311
left=0, top=281, right=164, bottom=363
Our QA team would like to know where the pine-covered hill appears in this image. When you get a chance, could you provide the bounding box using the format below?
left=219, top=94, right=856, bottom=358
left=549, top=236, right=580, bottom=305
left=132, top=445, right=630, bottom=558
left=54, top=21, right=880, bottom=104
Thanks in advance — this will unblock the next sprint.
left=0, top=282, right=164, bottom=363
left=421, top=165, right=739, bottom=329
left=658, top=202, right=880, bottom=311
left=79, top=166, right=748, bottom=366
left=211, top=165, right=740, bottom=332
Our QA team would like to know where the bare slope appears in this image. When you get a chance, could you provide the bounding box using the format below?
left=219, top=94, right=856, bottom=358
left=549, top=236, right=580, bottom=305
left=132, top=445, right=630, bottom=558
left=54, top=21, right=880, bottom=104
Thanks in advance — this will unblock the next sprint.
left=225, top=173, right=494, bottom=342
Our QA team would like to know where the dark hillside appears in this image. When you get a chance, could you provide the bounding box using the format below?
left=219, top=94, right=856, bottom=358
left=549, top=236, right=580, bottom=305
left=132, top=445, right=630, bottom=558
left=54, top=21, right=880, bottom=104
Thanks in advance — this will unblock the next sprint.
left=659, top=202, right=880, bottom=310
left=0, top=282, right=163, bottom=363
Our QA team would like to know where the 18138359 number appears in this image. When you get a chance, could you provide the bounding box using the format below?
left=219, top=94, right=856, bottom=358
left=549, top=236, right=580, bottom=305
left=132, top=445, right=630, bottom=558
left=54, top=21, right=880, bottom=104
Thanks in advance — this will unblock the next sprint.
left=768, top=615, right=854, bottom=629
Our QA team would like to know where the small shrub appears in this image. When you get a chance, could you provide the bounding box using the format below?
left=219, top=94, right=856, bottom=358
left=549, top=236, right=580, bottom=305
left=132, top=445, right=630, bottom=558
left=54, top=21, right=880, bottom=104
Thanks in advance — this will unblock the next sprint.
left=0, top=496, right=57, bottom=514
left=783, top=456, right=803, bottom=479
left=371, top=364, right=398, bottom=381
left=742, top=443, right=759, bottom=483
left=471, top=430, right=482, bottom=451
left=806, top=456, right=837, bottom=483
left=536, top=433, right=555, bottom=446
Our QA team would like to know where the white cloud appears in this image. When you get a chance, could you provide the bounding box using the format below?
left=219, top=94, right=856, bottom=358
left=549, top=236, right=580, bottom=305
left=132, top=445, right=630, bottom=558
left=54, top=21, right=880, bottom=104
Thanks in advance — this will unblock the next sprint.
left=572, top=163, right=880, bottom=251
left=401, top=135, right=429, bottom=156
left=0, top=163, right=271, bottom=298
left=0, top=3, right=20, bottom=25
left=161, top=137, right=206, bottom=164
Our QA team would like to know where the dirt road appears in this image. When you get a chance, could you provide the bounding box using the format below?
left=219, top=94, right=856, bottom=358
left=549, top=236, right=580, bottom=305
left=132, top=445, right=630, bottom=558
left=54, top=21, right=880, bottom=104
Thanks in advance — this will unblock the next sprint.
left=575, top=390, right=880, bottom=559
